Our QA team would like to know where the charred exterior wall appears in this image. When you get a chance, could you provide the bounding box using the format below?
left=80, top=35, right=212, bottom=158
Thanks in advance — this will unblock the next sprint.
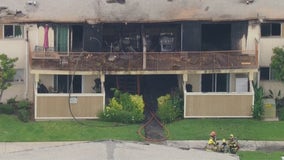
left=231, top=21, right=248, bottom=50
left=83, top=24, right=102, bottom=52
left=182, top=21, right=248, bottom=51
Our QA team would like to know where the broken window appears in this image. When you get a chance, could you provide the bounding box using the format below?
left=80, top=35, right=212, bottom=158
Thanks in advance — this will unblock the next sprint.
left=70, top=25, right=83, bottom=52
left=101, top=23, right=180, bottom=52
left=261, top=23, right=281, bottom=37
left=201, top=24, right=231, bottom=51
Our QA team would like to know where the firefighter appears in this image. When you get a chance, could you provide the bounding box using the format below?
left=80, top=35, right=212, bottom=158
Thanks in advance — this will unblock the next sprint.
left=206, top=131, right=219, bottom=152
left=227, top=134, right=239, bottom=154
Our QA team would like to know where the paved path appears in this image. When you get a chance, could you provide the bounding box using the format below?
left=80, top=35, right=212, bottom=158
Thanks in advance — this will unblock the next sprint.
left=0, top=140, right=239, bottom=160
left=0, top=140, right=283, bottom=160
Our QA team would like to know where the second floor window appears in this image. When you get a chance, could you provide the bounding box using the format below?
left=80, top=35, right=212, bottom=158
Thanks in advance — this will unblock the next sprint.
left=261, top=23, right=281, bottom=37
left=3, top=25, right=24, bottom=39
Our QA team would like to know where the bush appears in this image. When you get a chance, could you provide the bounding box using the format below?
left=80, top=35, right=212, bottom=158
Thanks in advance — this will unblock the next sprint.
left=252, top=81, right=264, bottom=120
left=17, top=109, right=30, bottom=122
left=99, top=89, right=145, bottom=124
left=157, top=91, right=183, bottom=124
left=17, top=100, right=30, bottom=110
left=0, top=104, right=14, bottom=114
left=16, top=99, right=31, bottom=122
left=278, top=107, right=284, bottom=121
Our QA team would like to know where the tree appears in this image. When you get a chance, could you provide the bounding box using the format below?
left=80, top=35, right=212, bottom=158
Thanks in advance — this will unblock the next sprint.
left=0, top=54, right=18, bottom=101
left=271, top=47, right=284, bottom=81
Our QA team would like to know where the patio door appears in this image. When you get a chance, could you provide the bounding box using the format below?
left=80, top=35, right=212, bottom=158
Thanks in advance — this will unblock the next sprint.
left=54, top=75, right=82, bottom=93
left=55, top=25, right=68, bottom=53
left=201, top=73, right=229, bottom=92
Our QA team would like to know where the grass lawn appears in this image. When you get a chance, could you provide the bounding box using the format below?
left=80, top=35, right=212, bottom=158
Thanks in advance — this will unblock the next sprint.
left=1, top=114, right=284, bottom=160
left=1, top=115, right=284, bottom=141
left=167, top=118, right=284, bottom=141
left=0, top=115, right=142, bottom=142
left=238, top=151, right=284, bottom=160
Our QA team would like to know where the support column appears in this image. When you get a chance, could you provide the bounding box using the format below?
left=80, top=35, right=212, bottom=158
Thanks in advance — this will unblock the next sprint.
left=183, top=74, right=188, bottom=118
left=34, top=74, right=39, bottom=119
left=141, top=25, right=146, bottom=69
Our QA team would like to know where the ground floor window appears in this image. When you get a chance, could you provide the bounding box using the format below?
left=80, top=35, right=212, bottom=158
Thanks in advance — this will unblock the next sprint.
left=201, top=73, right=229, bottom=92
left=54, top=75, right=82, bottom=93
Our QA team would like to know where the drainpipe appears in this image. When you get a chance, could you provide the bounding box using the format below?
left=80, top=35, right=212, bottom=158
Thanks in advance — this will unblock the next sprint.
left=24, top=25, right=30, bottom=99
left=141, top=25, right=146, bottom=69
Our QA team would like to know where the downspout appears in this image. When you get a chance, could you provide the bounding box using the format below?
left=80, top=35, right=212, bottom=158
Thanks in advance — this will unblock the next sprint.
left=24, top=25, right=30, bottom=99
left=141, top=24, right=146, bottom=69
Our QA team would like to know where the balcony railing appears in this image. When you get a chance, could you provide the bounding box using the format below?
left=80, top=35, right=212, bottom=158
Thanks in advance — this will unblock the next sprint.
left=30, top=49, right=257, bottom=72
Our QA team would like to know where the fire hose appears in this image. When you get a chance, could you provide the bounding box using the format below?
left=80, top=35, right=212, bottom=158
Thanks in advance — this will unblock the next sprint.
left=137, top=111, right=170, bottom=142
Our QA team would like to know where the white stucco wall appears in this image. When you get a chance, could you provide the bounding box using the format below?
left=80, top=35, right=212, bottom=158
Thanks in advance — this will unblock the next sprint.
left=259, top=38, right=284, bottom=67
left=0, top=39, right=26, bottom=68
left=260, top=80, right=284, bottom=97
left=0, top=37, right=27, bottom=102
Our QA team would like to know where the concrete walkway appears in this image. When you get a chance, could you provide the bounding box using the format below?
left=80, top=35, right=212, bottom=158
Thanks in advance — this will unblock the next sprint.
left=0, top=140, right=283, bottom=160
left=0, top=140, right=240, bottom=160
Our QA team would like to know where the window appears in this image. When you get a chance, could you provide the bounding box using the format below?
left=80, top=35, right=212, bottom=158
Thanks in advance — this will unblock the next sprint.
left=201, top=73, right=230, bottom=92
left=3, top=25, right=24, bottom=39
left=7, top=69, right=25, bottom=83
left=261, top=23, right=281, bottom=37
left=54, top=75, right=82, bottom=93
left=259, top=67, right=275, bottom=80
left=13, top=69, right=25, bottom=83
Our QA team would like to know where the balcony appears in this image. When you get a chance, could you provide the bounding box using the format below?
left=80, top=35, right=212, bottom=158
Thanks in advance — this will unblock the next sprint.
left=30, top=49, right=258, bottom=72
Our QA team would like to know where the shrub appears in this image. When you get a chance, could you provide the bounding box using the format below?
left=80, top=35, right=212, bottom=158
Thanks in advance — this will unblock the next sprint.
left=278, top=107, right=284, bottom=121
left=252, top=81, right=264, bottom=120
left=16, top=99, right=31, bottom=122
left=0, top=103, right=14, bottom=114
left=17, top=109, right=30, bottom=122
left=17, top=100, right=30, bottom=110
left=157, top=91, right=183, bottom=124
left=99, top=89, right=145, bottom=124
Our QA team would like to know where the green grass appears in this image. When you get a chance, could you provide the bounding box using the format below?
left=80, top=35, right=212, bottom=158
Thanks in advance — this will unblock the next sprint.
left=0, top=115, right=142, bottom=142
left=1, top=115, right=284, bottom=141
left=167, top=119, right=284, bottom=141
left=1, top=115, right=284, bottom=160
left=238, top=151, right=284, bottom=160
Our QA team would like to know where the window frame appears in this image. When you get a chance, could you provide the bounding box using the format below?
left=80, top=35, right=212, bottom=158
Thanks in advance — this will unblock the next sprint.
left=54, top=75, right=82, bottom=93
left=3, top=24, right=24, bottom=39
left=259, top=67, right=275, bottom=80
left=7, top=68, right=25, bottom=84
left=261, top=23, right=281, bottom=37
left=201, top=73, right=230, bottom=92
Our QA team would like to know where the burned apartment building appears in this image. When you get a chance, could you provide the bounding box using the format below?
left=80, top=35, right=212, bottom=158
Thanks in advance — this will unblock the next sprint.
left=1, top=0, right=284, bottom=119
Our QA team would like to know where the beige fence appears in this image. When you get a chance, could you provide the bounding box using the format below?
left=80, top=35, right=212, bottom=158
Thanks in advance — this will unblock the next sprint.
left=184, top=93, right=254, bottom=118
left=35, top=93, right=104, bottom=120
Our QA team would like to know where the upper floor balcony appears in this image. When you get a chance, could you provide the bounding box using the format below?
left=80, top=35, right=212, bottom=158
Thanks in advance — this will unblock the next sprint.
left=30, top=48, right=258, bottom=73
